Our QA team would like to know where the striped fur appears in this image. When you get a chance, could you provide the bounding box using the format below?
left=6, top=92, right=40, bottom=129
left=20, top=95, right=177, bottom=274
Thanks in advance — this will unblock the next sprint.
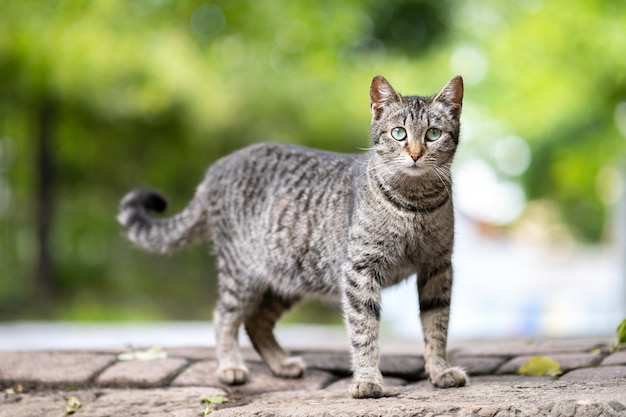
left=118, top=75, right=467, bottom=398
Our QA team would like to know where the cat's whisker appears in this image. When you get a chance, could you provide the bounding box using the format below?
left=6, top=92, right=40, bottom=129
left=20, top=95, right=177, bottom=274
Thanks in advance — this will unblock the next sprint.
left=429, top=165, right=453, bottom=201
left=360, top=158, right=395, bottom=180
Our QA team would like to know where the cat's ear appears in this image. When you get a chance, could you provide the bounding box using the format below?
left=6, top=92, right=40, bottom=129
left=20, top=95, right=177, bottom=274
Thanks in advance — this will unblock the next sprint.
left=434, top=76, right=463, bottom=115
left=370, top=75, right=402, bottom=119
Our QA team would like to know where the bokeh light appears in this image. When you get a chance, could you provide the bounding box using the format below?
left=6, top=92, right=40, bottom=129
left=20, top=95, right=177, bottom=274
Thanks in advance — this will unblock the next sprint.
left=190, top=4, right=226, bottom=39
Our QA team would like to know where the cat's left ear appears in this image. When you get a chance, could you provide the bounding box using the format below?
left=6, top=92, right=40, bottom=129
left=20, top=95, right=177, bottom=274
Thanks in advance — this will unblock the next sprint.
left=370, top=75, right=402, bottom=119
left=434, top=76, right=463, bottom=116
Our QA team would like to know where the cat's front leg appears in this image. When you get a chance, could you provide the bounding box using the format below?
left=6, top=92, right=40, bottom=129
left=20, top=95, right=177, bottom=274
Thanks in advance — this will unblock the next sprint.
left=343, top=265, right=384, bottom=399
left=418, top=261, right=468, bottom=388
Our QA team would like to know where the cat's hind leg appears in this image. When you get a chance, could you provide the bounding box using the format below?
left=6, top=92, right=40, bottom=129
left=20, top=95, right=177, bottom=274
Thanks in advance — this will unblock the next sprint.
left=418, top=262, right=468, bottom=388
left=244, top=292, right=305, bottom=378
left=214, top=272, right=250, bottom=385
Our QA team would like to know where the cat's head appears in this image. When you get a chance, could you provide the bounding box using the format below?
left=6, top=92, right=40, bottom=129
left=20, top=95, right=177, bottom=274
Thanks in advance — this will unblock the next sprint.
left=369, top=75, right=463, bottom=179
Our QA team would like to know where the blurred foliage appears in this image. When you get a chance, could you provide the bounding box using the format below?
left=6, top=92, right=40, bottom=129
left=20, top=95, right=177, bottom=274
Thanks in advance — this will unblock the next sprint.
left=615, top=318, right=626, bottom=351
left=0, top=0, right=625, bottom=321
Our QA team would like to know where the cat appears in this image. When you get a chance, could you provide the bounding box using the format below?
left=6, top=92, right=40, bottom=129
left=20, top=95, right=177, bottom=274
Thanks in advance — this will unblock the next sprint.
left=117, top=75, right=468, bottom=398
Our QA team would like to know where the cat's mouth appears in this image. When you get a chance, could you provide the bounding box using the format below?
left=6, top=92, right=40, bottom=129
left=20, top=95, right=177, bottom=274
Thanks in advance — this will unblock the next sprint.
left=402, top=163, right=428, bottom=177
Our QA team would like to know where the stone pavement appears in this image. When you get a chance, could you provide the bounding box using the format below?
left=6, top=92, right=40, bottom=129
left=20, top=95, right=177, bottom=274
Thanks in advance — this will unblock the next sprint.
left=1, top=338, right=624, bottom=416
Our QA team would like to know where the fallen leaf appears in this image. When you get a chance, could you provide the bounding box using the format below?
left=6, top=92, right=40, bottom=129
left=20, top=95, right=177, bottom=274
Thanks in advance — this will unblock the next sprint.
left=202, top=395, right=229, bottom=415
left=517, top=356, right=563, bottom=376
left=117, top=346, right=168, bottom=361
left=4, top=384, right=24, bottom=394
left=203, top=395, right=229, bottom=405
left=64, top=395, right=81, bottom=415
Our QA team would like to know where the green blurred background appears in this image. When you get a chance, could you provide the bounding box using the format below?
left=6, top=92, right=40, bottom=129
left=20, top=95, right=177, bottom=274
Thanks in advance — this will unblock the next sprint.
left=1, top=0, right=625, bottom=322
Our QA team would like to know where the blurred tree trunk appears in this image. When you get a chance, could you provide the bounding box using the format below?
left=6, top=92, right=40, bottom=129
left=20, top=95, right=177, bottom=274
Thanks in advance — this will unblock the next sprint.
left=35, top=98, right=56, bottom=301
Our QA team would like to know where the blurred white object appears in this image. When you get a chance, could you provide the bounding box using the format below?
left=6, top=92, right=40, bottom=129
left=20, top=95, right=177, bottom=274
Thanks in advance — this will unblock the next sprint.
left=382, top=214, right=625, bottom=340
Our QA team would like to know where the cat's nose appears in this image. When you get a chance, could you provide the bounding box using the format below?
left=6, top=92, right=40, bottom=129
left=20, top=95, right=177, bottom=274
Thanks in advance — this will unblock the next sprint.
left=409, top=153, right=421, bottom=162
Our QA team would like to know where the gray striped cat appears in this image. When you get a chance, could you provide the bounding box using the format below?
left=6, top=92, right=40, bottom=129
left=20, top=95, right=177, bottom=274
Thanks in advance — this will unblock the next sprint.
left=117, top=75, right=467, bottom=398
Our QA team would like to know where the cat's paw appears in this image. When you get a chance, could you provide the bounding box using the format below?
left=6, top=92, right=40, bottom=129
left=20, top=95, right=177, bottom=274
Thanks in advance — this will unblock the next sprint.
left=350, top=381, right=383, bottom=399
left=431, top=366, right=468, bottom=388
left=273, top=356, right=306, bottom=378
left=217, top=366, right=248, bottom=385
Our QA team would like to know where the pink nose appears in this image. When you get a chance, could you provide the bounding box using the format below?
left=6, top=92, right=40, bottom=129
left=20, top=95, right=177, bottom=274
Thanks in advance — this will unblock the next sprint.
left=409, top=153, right=421, bottom=162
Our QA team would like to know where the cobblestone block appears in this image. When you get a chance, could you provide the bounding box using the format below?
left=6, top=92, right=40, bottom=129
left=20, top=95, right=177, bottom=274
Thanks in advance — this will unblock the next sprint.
left=602, top=350, right=626, bottom=366
left=96, top=357, right=188, bottom=387
left=166, top=346, right=262, bottom=362
left=464, top=375, right=556, bottom=386
left=559, top=365, right=626, bottom=382
left=0, top=352, right=115, bottom=387
left=212, top=376, right=626, bottom=417
left=60, top=387, right=225, bottom=417
left=297, top=351, right=352, bottom=376
left=450, top=356, right=507, bottom=376
left=165, top=347, right=216, bottom=361
left=0, top=389, right=73, bottom=417
left=452, top=339, right=606, bottom=357
left=380, top=355, right=425, bottom=379
left=496, top=353, right=603, bottom=374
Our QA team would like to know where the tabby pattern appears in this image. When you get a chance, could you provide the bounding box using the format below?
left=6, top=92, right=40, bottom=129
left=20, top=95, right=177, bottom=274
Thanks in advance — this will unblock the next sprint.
left=117, top=75, right=467, bottom=398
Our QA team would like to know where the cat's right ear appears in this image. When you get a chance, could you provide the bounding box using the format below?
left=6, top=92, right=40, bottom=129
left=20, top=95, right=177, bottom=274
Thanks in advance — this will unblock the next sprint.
left=433, top=76, right=464, bottom=116
left=370, top=75, right=401, bottom=119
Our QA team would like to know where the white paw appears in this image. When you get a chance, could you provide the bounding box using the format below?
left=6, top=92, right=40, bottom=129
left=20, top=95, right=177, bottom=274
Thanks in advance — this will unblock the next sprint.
left=217, top=366, right=248, bottom=385
left=350, top=380, right=383, bottom=398
left=273, top=356, right=306, bottom=378
left=431, top=366, right=468, bottom=388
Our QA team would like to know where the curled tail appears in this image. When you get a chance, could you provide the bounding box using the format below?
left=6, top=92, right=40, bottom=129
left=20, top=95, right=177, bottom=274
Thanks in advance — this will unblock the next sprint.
left=117, top=189, right=209, bottom=253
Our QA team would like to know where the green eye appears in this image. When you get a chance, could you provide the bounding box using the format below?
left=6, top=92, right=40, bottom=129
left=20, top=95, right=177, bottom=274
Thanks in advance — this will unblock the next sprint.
left=425, top=128, right=442, bottom=141
left=391, top=127, right=407, bottom=141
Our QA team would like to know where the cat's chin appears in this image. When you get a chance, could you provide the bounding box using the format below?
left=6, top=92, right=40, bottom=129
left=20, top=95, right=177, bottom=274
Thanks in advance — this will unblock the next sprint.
left=401, top=165, right=428, bottom=177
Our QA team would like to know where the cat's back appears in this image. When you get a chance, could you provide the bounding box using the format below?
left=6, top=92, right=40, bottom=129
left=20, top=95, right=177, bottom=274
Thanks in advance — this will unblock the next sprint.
left=206, top=142, right=359, bottom=195
left=204, top=142, right=361, bottom=294
left=204, top=142, right=360, bottom=229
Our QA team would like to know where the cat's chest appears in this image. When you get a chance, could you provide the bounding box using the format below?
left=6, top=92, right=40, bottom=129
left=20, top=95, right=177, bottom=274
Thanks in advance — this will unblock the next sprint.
left=352, top=208, right=452, bottom=268
left=411, top=213, right=453, bottom=252
left=397, top=216, right=447, bottom=262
